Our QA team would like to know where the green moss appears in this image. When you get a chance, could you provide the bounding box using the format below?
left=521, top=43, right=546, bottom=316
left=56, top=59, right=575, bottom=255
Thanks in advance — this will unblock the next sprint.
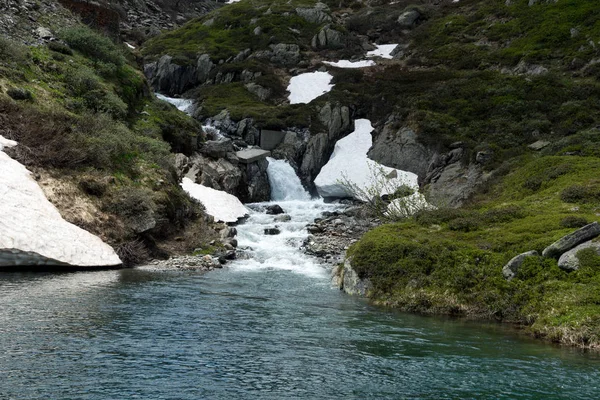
left=349, top=155, right=600, bottom=347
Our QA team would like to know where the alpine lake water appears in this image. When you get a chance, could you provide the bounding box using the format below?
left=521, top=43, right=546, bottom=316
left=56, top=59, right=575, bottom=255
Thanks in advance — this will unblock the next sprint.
left=2, top=101, right=599, bottom=399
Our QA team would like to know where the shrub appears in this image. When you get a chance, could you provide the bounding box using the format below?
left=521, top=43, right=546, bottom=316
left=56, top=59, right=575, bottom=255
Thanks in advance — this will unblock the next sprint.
left=115, top=240, right=150, bottom=267
left=65, top=66, right=101, bottom=96
left=47, top=41, right=73, bottom=55
left=448, top=217, right=480, bottom=232
left=0, top=36, right=29, bottom=63
left=560, top=185, right=600, bottom=203
left=7, top=87, right=33, bottom=101
left=482, top=206, right=523, bottom=223
left=560, top=216, right=589, bottom=229
left=60, top=26, right=124, bottom=66
left=82, top=89, right=128, bottom=119
left=522, top=176, right=542, bottom=191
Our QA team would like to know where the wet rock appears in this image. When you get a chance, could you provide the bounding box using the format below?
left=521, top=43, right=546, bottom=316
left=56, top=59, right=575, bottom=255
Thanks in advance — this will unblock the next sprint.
left=274, top=214, right=292, bottom=222
left=307, top=224, right=323, bottom=234
left=502, top=250, right=539, bottom=280
left=542, top=222, right=600, bottom=258
left=266, top=204, right=285, bottom=215
left=264, top=227, right=281, bottom=235
left=397, top=9, right=421, bottom=28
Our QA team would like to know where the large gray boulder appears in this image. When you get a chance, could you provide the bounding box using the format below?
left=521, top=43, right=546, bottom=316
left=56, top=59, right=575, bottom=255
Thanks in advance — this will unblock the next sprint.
left=311, top=26, right=343, bottom=49
left=558, top=240, right=600, bottom=271
left=502, top=250, right=539, bottom=280
left=336, top=259, right=372, bottom=296
left=368, top=121, right=435, bottom=180
left=200, top=139, right=234, bottom=159
left=397, top=9, right=421, bottom=28
left=296, top=2, right=331, bottom=24
left=542, top=222, right=600, bottom=258
left=269, top=43, right=301, bottom=65
left=185, top=154, right=242, bottom=195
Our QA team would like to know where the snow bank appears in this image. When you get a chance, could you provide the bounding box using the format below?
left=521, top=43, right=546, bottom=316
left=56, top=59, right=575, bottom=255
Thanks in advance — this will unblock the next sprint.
left=314, top=119, right=419, bottom=199
left=0, top=135, right=17, bottom=150
left=367, top=44, right=398, bottom=59
left=287, top=71, right=334, bottom=104
left=323, top=60, right=375, bottom=69
left=0, top=137, right=121, bottom=267
left=181, top=178, right=248, bottom=223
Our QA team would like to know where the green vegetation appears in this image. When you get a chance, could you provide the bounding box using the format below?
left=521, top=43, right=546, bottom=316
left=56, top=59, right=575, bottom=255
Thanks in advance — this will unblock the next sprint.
left=143, top=0, right=323, bottom=62
left=348, top=156, right=600, bottom=347
left=0, top=25, right=208, bottom=254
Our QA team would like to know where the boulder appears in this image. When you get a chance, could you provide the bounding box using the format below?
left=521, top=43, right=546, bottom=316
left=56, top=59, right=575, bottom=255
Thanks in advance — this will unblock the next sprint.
left=368, top=121, right=435, bottom=180
left=235, top=148, right=271, bottom=164
left=200, top=139, right=234, bottom=159
left=296, top=3, right=331, bottom=24
left=338, top=259, right=372, bottom=296
left=502, top=250, right=539, bottom=280
left=245, top=82, right=271, bottom=101
left=558, top=241, right=600, bottom=271
left=264, top=227, right=281, bottom=235
left=542, top=222, right=600, bottom=258
left=266, top=204, right=285, bottom=215
left=312, top=26, right=343, bottom=49
left=274, top=214, right=292, bottom=222
left=240, top=158, right=271, bottom=203
left=268, top=43, right=301, bottom=65
left=397, top=9, right=421, bottom=28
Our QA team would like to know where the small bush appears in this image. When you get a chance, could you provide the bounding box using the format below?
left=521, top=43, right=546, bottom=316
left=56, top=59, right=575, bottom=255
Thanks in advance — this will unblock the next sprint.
left=47, top=41, right=73, bottom=55
left=522, top=176, right=542, bottom=191
left=82, top=89, right=128, bottom=119
left=65, top=66, right=101, bottom=96
left=482, top=206, right=523, bottom=223
left=560, top=216, right=589, bottom=229
left=560, top=185, right=600, bottom=203
left=0, top=36, right=29, bottom=63
left=7, top=87, right=33, bottom=101
left=448, top=217, right=480, bottom=232
left=60, top=26, right=124, bottom=66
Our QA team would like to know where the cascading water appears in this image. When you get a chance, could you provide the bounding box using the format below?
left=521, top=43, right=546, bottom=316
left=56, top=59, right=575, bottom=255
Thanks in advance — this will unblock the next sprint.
left=230, top=158, right=337, bottom=277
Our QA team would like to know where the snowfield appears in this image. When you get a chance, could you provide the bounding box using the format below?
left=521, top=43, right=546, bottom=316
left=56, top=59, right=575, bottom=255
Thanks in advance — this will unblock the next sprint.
left=287, top=71, right=334, bottom=104
left=0, top=136, right=121, bottom=267
left=367, top=44, right=398, bottom=59
left=314, top=119, right=419, bottom=199
left=323, top=60, right=375, bottom=69
left=181, top=178, right=248, bottom=223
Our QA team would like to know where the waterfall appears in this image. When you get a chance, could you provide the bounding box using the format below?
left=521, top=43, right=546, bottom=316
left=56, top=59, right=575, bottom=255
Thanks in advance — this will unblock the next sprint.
left=266, top=157, right=310, bottom=201
left=155, top=93, right=194, bottom=115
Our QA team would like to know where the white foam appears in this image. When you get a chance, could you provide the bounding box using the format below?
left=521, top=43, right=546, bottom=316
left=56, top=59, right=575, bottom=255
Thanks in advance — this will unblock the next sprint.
left=155, top=93, right=194, bottom=115
left=287, top=71, right=334, bottom=104
left=267, top=157, right=310, bottom=201
left=181, top=177, right=248, bottom=223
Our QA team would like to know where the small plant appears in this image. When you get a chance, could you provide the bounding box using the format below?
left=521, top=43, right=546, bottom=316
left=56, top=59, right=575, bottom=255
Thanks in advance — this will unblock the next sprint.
left=560, top=216, right=588, bottom=228
left=60, top=26, right=124, bottom=67
left=47, top=41, right=73, bottom=55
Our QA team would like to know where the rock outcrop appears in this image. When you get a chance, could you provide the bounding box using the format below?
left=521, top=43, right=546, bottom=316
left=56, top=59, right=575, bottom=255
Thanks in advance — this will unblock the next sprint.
left=542, top=222, right=600, bottom=258
left=502, top=251, right=539, bottom=280
left=558, top=241, right=600, bottom=271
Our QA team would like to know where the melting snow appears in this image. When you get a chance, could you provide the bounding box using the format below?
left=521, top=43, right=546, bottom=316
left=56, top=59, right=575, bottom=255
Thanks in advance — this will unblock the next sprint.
left=314, top=119, right=419, bottom=199
left=181, top=178, right=248, bottom=223
left=367, top=44, right=398, bottom=59
left=0, top=136, right=121, bottom=267
left=287, top=71, right=334, bottom=104
left=323, top=60, right=375, bottom=69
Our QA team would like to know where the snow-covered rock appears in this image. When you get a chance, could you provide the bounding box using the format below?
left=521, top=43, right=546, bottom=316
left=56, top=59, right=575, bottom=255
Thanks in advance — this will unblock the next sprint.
left=323, top=60, right=375, bottom=68
left=0, top=138, right=121, bottom=267
left=181, top=177, right=248, bottom=223
left=367, top=44, right=398, bottom=59
left=314, top=119, right=419, bottom=199
left=287, top=71, right=334, bottom=104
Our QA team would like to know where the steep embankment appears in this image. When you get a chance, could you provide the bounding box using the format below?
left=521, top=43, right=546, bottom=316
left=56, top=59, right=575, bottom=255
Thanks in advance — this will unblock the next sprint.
left=0, top=21, right=220, bottom=265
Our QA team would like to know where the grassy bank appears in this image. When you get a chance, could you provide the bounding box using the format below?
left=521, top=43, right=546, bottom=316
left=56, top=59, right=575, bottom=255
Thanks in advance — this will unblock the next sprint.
left=347, top=153, right=600, bottom=348
left=0, top=28, right=215, bottom=263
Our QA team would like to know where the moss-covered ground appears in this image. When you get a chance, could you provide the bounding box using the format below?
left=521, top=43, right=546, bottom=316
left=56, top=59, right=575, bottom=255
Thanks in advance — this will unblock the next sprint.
left=0, top=28, right=214, bottom=263
left=348, top=153, right=600, bottom=348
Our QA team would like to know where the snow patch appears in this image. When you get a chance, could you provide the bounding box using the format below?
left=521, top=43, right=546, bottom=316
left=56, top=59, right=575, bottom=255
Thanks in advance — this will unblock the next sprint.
left=367, top=44, right=398, bottom=59
left=287, top=71, right=334, bottom=104
left=181, top=178, right=248, bottom=223
left=314, top=119, right=419, bottom=199
left=0, top=142, right=121, bottom=267
left=125, top=42, right=136, bottom=49
left=323, top=60, right=375, bottom=69
left=0, top=135, right=17, bottom=151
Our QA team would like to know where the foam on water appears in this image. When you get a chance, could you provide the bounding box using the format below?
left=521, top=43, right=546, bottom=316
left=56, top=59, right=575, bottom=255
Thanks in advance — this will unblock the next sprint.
left=155, top=93, right=194, bottom=115
left=230, top=159, right=337, bottom=278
